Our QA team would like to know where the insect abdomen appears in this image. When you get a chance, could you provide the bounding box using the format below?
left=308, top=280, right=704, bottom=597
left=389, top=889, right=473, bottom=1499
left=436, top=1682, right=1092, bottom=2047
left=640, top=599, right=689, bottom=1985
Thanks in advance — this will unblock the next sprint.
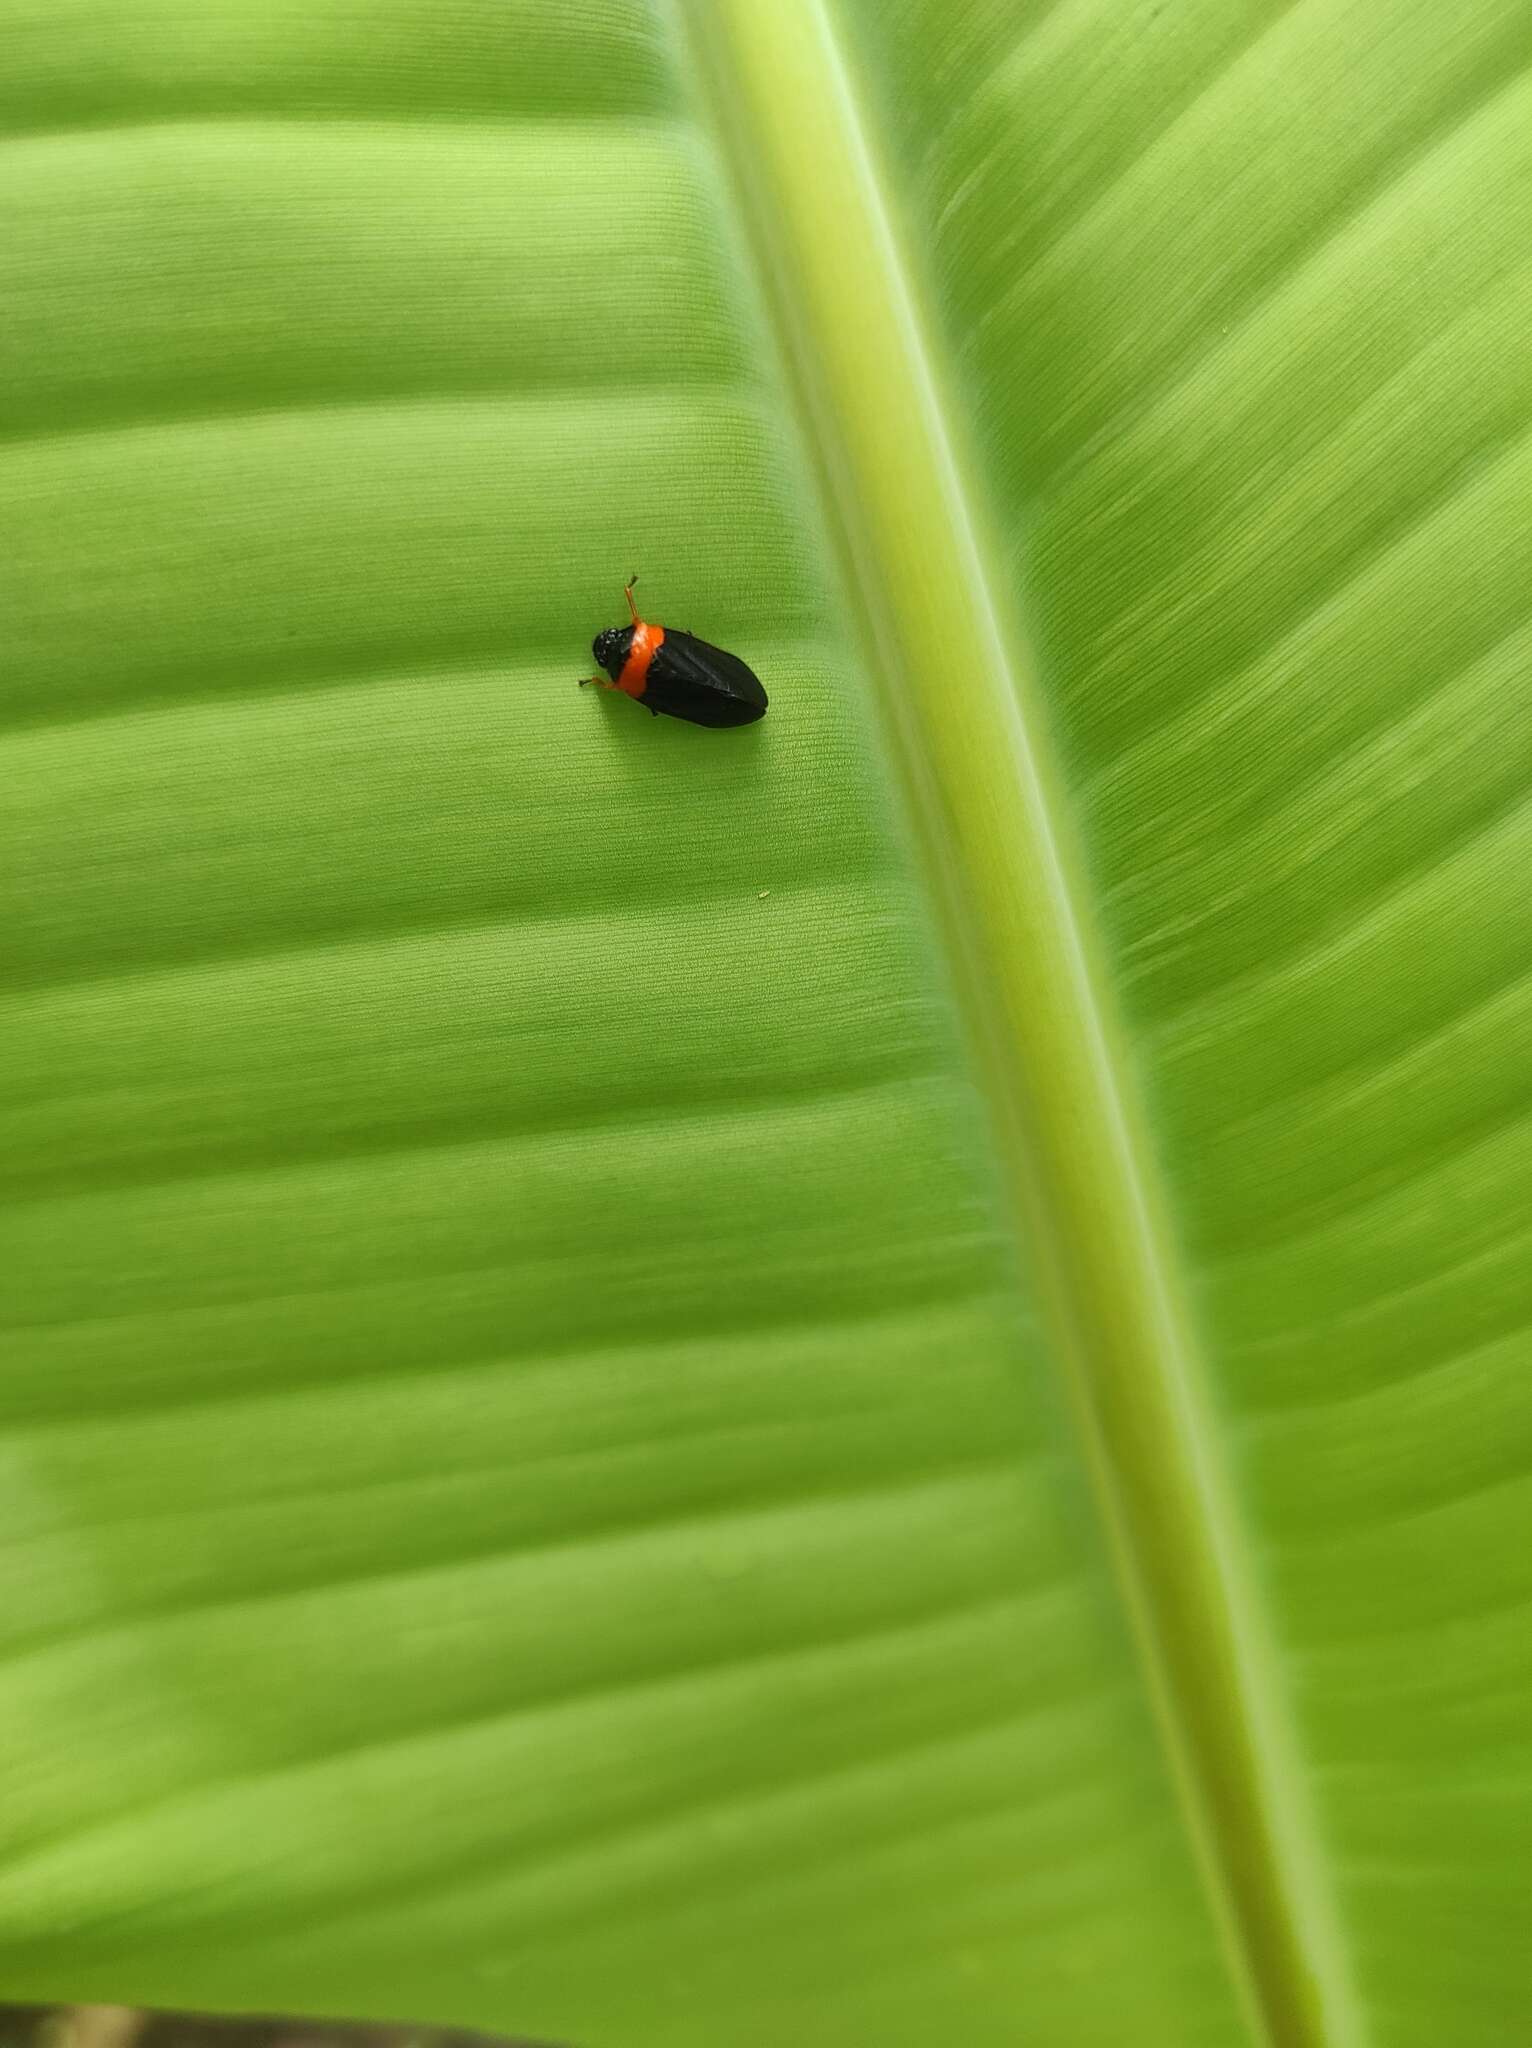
left=644, top=631, right=768, bottom=727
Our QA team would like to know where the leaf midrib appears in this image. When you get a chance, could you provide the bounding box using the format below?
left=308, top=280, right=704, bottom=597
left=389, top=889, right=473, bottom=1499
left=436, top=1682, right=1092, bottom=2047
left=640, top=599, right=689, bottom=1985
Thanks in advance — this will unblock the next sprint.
left=674, top=4, right=1366, bottom=2044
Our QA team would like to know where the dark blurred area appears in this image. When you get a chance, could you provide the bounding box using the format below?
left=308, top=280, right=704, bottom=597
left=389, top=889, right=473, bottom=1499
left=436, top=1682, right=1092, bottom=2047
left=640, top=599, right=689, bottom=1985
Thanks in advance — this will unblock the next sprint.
left=0, top=2011, right=553, bottom=2048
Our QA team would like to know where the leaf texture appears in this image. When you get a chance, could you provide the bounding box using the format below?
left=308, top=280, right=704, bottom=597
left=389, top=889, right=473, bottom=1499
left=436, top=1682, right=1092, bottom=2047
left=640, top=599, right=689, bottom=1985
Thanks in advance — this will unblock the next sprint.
left=2, top=3, right=1530, bottom=2046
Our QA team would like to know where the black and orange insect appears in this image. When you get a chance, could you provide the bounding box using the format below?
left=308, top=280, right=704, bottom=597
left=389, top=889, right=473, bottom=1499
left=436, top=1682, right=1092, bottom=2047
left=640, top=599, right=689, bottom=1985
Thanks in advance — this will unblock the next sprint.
left=581, top=576, right=767, bottom=728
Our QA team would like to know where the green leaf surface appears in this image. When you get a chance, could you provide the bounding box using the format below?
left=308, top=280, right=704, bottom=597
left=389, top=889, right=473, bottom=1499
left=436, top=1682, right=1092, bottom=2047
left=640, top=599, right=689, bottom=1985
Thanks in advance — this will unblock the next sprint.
left=3, top=3, right=1530, bottom=2045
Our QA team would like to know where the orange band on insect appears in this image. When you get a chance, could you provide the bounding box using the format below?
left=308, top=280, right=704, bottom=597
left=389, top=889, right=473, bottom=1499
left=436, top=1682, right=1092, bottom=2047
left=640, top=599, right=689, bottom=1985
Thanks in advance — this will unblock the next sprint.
left=616, top=618, right=664, bottom=698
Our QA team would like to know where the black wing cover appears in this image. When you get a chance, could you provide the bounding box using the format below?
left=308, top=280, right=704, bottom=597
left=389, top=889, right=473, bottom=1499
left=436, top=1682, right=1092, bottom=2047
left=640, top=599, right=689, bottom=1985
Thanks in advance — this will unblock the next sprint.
left=644, top=630, right=768, bottom=727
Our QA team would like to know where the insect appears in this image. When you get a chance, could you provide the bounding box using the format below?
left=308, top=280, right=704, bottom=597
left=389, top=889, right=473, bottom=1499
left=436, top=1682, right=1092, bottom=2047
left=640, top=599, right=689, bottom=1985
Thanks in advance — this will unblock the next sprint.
left=580, top=576, right=768, bottom=727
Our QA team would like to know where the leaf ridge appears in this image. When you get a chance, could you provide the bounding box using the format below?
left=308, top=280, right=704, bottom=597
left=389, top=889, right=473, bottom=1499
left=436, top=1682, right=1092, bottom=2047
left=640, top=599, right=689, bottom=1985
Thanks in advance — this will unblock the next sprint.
left=676, top=4, right=1372, bottom=2044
